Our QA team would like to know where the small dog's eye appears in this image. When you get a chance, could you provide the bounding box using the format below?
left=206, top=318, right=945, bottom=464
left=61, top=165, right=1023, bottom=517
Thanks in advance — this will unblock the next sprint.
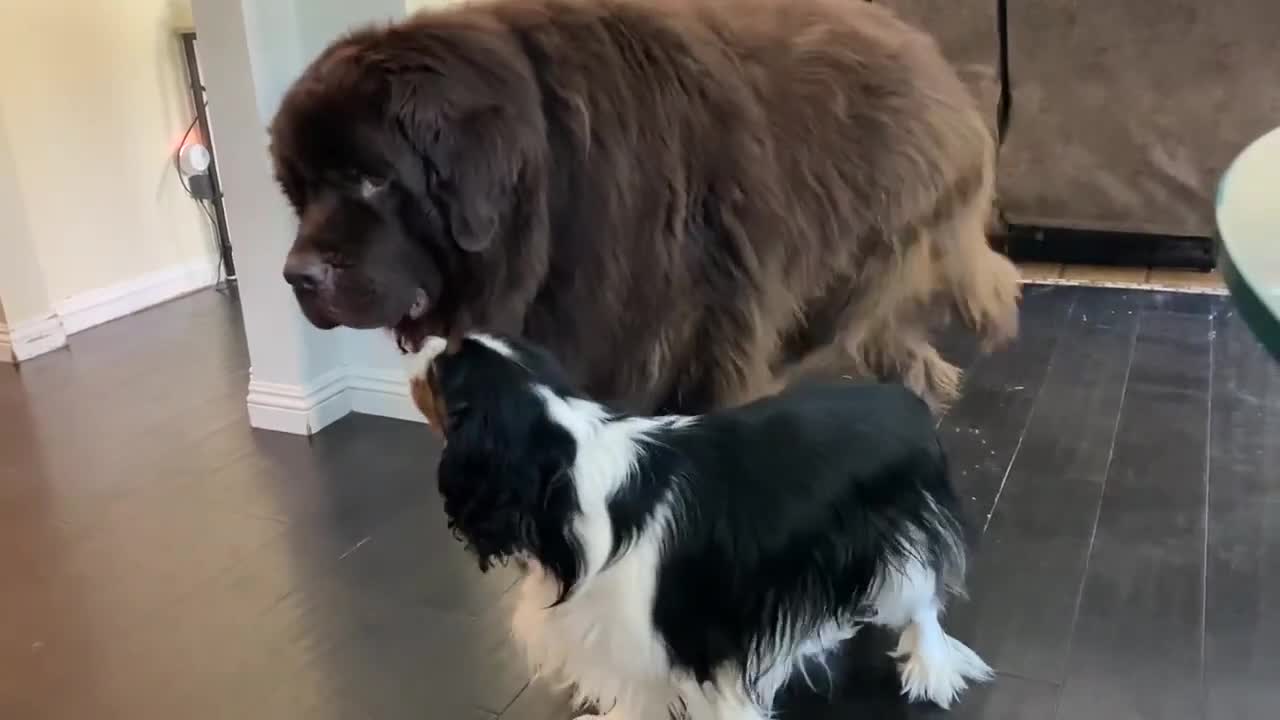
left=446, top=402, right=470, bottom=425
left=359, top=177, right=388, bottom=199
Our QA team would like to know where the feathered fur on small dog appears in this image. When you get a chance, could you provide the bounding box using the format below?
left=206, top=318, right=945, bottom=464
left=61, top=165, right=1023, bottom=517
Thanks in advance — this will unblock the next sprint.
left=406, top=332, right=993, bottom=718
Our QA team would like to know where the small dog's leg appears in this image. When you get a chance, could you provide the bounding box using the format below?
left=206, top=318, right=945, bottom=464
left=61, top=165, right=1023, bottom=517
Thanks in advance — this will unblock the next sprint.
left=572, top=705, right=623, bottom=720
left=870, top=559, right=994, bottom=709
left=704, top=695, right=769, bottom=720
left=574, top=684, right=682, bottom=720
left=889, top=600, right=994, bottom=709
left=678, top=676, right=771, bottom=720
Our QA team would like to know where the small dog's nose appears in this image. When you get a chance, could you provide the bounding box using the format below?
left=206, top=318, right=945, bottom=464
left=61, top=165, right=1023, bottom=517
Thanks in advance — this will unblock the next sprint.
left=282, top=253, right=331, bottom=291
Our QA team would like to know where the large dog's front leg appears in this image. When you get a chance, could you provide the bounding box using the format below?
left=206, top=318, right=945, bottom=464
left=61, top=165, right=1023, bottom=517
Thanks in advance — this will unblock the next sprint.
left=656, top=316, right=785, bottom=414
left=777, top=306, right=962, bottom=415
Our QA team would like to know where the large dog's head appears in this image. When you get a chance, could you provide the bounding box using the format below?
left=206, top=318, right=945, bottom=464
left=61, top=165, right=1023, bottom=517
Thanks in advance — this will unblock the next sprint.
left=268, top=16, right=550, bottom=350
left=405, top=332, right=583, bottom=592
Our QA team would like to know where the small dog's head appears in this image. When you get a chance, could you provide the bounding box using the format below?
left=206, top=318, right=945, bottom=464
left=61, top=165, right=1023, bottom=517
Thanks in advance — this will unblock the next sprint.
left=405, top=333, right=583, bottom=586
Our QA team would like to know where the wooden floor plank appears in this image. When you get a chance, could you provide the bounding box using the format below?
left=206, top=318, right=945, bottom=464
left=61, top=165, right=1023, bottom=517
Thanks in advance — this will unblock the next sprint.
left=1055, top=309, right=1212, bottom=720
left=775, top=628, right=1063, bottom=720
left=5, top=285, right=1273, bottom=720
left=938, top=285, right=1078, bottom=528
left=946, top=288, right=1138, bottom=684
left=1204, top=307, right=1280, bottom=720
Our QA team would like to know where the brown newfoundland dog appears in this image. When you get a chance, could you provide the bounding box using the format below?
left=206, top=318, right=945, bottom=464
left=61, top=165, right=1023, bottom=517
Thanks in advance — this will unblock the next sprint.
left=269, top=0, right=1020, bottom=415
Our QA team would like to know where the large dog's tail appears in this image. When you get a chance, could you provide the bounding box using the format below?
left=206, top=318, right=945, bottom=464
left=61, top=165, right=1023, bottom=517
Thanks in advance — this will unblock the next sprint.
left=937, top=165, right=1021, bottom=351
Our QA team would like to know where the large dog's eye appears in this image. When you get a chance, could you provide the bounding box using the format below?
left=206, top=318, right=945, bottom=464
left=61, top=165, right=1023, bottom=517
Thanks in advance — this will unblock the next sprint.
left=323, top=252, right=355, bottom=270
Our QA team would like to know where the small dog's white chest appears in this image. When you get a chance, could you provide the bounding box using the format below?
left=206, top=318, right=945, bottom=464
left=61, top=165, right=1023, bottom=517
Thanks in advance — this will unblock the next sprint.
left=508, top=556, right=673, bottom=707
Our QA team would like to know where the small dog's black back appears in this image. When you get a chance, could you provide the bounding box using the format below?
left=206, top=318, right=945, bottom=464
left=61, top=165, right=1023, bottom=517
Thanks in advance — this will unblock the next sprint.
left=410, top=331, right=988, bottom=714
left=619, top=381, right=965, bottom=683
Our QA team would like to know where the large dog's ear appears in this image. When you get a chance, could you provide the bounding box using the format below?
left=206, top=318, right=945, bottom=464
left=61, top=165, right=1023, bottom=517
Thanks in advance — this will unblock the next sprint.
left=388, top=72, right=540, bottom=254
left=436, top=109, right=519, bottom=253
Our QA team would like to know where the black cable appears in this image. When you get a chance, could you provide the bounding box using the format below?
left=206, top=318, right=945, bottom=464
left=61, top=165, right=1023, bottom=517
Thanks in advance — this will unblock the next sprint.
left=174, top=105, right=232, bottom=288
left=198, top=199, right=228, bottom=290
left=206, top=202, right=230, bottom=287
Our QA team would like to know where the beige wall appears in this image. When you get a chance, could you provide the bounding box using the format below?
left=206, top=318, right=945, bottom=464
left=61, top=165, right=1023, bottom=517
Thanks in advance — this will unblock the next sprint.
left=0, top=106, right=55, bottom=326
left=0, top=0, right=216, bottom=326
left=405, top=0, right=457, bottom=13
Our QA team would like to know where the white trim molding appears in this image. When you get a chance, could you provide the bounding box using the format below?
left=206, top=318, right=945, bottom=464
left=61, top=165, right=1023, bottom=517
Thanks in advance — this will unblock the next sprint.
left=3, top=258, right=219, bottom=364
left=56, top=259, right=220, bottom=335
left=244, top=365, right=428, bottom=435
left=246, top=367, right=352, bottom=435
left=8, top=314, right=69, bottom=361
left=247, top=363, right=427, bottom=430
left=346, top=368, right=426, bottom=424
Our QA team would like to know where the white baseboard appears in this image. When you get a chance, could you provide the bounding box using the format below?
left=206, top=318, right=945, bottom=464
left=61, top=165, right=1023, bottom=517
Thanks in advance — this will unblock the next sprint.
left=246, top=367, right=352, bottom=435
left=347, top=368, right=426, bottom=424
left=4, top=258, right=218, bottom=363
left=8, top=314, right=69, bottom=361
left=244, top=365, right=428, bottom=435
left=56, top=258, right=219, bottom=335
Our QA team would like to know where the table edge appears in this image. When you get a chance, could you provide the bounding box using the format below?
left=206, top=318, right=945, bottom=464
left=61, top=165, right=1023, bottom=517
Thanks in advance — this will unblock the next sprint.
left=1215, top=127, right=1280, bottom=361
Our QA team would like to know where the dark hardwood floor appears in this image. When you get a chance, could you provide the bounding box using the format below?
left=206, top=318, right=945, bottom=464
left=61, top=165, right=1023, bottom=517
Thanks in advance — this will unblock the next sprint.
left=1, top=284, right=1276, bottom=719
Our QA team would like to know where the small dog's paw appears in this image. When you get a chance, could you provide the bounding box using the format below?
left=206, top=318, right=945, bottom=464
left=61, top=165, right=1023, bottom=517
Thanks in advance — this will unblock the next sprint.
left=897, top=655, right=962, bottom=709
left=893, top=633, right=994, bottom=710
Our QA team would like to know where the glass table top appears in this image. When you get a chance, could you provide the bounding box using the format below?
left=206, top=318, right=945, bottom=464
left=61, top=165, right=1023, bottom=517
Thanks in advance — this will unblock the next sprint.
left=1215, top=126, right=1280, bottom=360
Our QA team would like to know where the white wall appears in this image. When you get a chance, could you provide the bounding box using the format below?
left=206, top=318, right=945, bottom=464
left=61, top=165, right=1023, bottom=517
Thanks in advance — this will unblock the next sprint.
left=337, top=0, right=468, bottom=423
left=183, top=0, right=473, bottom=433
left=322, top=0, right=469, bottom=423
left=0, top=0, right=220, bottom=357
left=0, top=1, right=219, bottom=317
left=0, top=109, right=54, bottom=327
left=405, top=0, right=456, bottom=12
left=194, top=0, right=422, bottom=434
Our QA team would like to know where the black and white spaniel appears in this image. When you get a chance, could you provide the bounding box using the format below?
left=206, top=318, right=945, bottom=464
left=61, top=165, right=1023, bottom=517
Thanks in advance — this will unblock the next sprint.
left=405, top=333, right=992, bottom=719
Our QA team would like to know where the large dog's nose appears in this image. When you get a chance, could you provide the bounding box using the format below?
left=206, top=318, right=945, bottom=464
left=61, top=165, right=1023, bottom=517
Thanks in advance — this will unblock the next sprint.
left=282, top=252, right=332, bottom=292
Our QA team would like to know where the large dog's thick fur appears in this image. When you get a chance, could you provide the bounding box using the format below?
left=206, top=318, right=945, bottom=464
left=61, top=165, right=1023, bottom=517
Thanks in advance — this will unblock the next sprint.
left=271, top=0, right=1021, bottom=414
left=406, top=333, right=994, bottom=718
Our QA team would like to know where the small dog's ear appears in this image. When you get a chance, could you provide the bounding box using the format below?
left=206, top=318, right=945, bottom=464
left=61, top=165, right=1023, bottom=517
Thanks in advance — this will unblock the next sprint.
left=538, top=457, right=572, bottom=510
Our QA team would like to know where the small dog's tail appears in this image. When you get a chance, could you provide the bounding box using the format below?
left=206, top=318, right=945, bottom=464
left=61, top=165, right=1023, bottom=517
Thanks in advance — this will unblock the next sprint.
left=918, top=494, right=969, bottom=599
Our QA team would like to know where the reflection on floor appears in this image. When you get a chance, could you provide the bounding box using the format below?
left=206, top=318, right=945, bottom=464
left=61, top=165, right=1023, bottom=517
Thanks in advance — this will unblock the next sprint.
left=1, top=285, right=1276, bottom=719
